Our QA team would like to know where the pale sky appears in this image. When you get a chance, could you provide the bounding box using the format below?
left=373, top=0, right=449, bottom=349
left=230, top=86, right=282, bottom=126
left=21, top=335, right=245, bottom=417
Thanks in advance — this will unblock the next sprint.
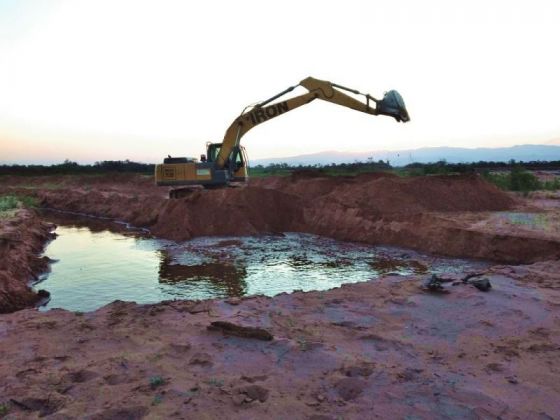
left=1, top=0, right=559, bottom=164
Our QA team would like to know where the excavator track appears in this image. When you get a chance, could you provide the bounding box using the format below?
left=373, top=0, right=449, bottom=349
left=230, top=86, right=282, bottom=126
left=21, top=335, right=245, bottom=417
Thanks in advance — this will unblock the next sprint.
left=168, top=183, right=244, bottom=199
left=169, top=187, right=203, bottom=199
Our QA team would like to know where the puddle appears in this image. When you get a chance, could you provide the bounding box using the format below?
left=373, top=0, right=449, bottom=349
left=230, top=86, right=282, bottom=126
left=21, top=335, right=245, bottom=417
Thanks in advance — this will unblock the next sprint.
left=498, top=212, right=551, bottom=230
left=38, top=211, right=488, bottom=312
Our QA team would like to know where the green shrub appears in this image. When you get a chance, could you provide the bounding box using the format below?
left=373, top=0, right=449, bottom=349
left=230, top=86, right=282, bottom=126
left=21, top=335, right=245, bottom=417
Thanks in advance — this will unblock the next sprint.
left=543, top=178, right=560, bottom=191
left=509, top=166, right=541, bottom=192
left=0, top=195, right=39, bottom=213
left=0, top=196, right=19, bottom=212
left=149, top=375, right=165, bottom=389
left=482, top=171, right=511, bottom=190
left=483, top=167, right=552, bottom=192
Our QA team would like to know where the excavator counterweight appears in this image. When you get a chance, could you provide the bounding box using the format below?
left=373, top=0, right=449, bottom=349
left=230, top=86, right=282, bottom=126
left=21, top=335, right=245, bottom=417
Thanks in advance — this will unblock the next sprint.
left=155, top=77, right=409, bottom=195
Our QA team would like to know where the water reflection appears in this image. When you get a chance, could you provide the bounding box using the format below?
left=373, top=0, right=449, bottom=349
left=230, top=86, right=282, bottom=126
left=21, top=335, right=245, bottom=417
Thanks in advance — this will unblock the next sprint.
left=40, top=209, right=148, bottom=236
left=37, top=211, right=489, bottom=312
left=369, top=257, right=429, bottom=275
left=158, top=250, right=247, bottom=297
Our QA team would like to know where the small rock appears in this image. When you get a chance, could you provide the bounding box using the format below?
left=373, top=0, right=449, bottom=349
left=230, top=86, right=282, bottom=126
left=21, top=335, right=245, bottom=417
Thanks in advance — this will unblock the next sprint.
left=421, top=275, right=449, bottom=294
left=237, top=384, right=270, bottom=403
left=189, top=353, right=213, bottom=366
left=207, top=321, right=273, bottom=341
left=241, top=374, right=268, bottom=383
left=225, top=298, right=241, bottom=306
left=37, top=289, right=50, bottom=299
left=232, top=394, right=246, bottom=406
left=88, top=406, right=148, bottom=420
left=470, top=277, right=492, bottom=292
left=334, top=377, right=366, bottom=401
left=485, top=362, right=504, bottom=373
left=10, top=397, right=65, bottom=417
left=344, top=365, right=374, bottom=378
left=62, top=369, right=98, bottom=384
left=166, top=342, right=192, bottom=355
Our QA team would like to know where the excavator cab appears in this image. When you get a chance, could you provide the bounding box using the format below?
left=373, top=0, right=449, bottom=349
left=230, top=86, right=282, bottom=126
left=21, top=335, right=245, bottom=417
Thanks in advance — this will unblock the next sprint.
left=230, top=146, right=249, bottom=182
left=205, top=142, right=248, bottom=182
left=206, top=142, right=221, bottom=163
left=375, top=90, right=410, bottom=123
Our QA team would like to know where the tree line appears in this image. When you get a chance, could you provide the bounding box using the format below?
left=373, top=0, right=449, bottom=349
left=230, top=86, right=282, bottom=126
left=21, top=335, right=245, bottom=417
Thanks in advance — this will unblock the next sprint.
left=0, top=160, right=155, bottom=176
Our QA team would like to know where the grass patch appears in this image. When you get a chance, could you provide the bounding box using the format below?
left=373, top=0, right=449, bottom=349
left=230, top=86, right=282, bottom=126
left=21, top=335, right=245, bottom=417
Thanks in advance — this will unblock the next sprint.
left=14, top=182, right=63, bottom=191
left=206, top=378, right=225, bottom=387
left=0, top=195, right=39, bottom=218
left=0, top=195, right=19, bottom=212
left=149, top=375, right=165, bottom=390
left=482, top=166, right=559, bottom=193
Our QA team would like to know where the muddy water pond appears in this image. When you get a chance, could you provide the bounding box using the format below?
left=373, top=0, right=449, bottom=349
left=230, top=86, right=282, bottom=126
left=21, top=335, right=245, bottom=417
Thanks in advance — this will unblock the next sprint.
left=38, top=211, right=488, bottom=312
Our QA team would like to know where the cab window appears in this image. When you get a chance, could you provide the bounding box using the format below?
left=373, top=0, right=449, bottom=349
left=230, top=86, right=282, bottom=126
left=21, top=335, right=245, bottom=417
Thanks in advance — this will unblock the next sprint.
left=234, top=149, right=244, bottom=170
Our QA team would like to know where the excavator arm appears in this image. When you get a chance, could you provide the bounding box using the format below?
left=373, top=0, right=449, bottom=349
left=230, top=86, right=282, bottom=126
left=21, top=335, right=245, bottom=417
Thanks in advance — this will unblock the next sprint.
left=215, top=76, right=409, bottom=169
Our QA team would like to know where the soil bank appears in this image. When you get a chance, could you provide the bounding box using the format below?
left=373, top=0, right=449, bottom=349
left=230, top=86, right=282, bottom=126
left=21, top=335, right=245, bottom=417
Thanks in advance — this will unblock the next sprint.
left=0, top=209, right=54, bottom=313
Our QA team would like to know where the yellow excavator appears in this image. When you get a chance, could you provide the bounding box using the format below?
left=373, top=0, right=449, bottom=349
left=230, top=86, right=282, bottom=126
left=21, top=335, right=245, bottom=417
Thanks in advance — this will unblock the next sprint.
left=155, top=77, right=409, bottom=197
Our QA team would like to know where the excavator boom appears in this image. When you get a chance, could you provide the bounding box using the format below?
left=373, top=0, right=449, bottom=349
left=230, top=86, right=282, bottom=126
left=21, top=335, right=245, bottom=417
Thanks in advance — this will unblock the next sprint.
left=215, top=77, right=409, bottom=169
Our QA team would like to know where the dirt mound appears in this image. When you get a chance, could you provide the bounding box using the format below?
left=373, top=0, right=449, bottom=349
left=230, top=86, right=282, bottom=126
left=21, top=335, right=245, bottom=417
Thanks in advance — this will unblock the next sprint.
left=255, top=173, right=514, bottom=215
left=151, top=187, right=304, bottom=240
left=327, top=173, right=515, bottom=215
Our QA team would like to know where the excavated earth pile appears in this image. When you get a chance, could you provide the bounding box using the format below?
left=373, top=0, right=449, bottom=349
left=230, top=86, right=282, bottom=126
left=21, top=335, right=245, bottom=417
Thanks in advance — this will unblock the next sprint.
left=254, top=172, right=515, bottom=214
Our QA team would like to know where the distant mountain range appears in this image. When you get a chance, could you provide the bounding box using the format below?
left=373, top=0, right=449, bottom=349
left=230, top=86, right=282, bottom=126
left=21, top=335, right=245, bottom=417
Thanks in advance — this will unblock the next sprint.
left=252, top=144, right=560, bottom=167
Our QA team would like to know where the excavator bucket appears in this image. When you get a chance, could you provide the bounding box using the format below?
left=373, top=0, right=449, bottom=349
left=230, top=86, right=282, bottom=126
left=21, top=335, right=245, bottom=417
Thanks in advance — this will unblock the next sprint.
left=376, top=90, right=410, bottom=122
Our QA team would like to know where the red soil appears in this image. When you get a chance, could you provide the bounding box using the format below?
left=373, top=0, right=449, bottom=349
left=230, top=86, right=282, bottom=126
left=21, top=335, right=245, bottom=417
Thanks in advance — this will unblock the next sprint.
left=255, top=172, right=514, bottom=215
left=0, top=267, right=559, bottom=418
left=0, top=174, right=559, bottom=418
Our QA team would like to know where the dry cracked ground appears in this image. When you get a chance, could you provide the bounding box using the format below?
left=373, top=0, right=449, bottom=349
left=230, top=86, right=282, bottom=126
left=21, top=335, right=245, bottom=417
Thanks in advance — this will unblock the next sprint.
left=0, top=173, right=559, bottom=419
